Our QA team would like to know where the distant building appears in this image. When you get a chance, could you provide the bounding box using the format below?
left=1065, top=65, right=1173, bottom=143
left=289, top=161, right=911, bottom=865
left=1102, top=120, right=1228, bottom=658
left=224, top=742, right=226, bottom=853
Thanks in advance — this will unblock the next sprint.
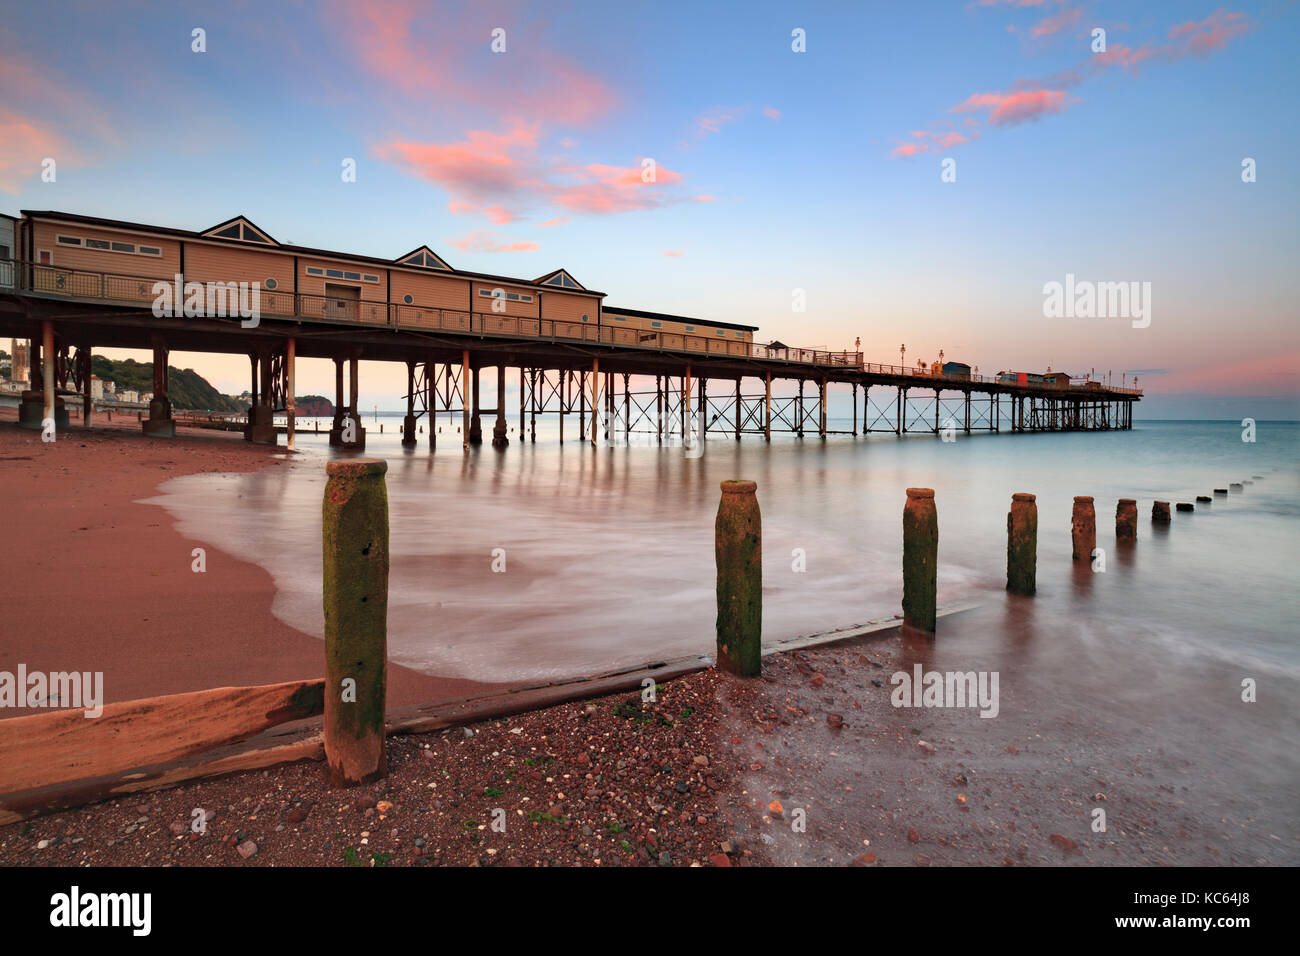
left=90, top=376, right=104, bottom=400
left=119, top=389, right=139, bottom=404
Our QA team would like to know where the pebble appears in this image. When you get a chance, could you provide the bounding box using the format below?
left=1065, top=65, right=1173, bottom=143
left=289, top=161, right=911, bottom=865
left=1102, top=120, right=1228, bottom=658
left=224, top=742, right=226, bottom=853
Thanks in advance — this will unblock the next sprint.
left=236, top=840, right=258, bottom=859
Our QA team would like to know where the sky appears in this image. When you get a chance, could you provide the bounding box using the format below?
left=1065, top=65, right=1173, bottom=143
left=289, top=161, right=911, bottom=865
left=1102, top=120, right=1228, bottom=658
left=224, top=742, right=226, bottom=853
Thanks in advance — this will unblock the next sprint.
left=2, top=0, right=1297, bottom=419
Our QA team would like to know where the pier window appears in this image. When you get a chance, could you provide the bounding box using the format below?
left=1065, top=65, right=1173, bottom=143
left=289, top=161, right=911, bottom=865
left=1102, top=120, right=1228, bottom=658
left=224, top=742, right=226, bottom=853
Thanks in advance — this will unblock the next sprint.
left=651, top=321, right=663, bottom=328
left=684, top=325, right=695, bottom=332
left=55, top=234, right=162, bottom=257
left=477, top=289, right=534, bottom=303
left=402, top=294, right=414, bottom=304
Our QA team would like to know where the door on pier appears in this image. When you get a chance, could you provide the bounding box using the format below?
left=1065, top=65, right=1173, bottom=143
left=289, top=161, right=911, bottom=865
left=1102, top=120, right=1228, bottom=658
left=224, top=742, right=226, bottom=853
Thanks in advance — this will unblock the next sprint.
left=324, top=283, right=360, bottom=321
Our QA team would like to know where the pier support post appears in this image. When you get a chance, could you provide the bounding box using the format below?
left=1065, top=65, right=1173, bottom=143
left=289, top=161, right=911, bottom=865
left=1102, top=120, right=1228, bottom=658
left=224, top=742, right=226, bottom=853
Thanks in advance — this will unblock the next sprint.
left=902, top=488, right=938, bottom=634
left=764, top=373, right=771, bottom=442
left=715, top=479, right=762, bottom=677
left=329, top=357, right=345, bottom=444
left=1152, top=501, right=1171, bottom=523
left=589, top=357, right=600, bottom=446
left=493, top=364, right=509, bottom=448
left=469, top=364, right=483, bottom=445
left=142, top=333, right=176, bottom=438
left=322, top=458, right=389, bottom=787
left=684, top=366, right=692, bottom=444
left=819, top=377, right=827, bottom=438
left=286, top=338, right=296, bottom=450
left=41, top=321, right=56, bottom=431
left=78, top=345, right=92, bottom=428
left=461, top=351, right=471, bottom=450
left=1006, top=493, right=1037, bottom=595
left=1116, top=498, right=1138, bottom=541
left=1071, top=496, right=1096, bottom=561
left=402, top=361, right=417, bottom=448
left=18, top=335, right=43, bottom=429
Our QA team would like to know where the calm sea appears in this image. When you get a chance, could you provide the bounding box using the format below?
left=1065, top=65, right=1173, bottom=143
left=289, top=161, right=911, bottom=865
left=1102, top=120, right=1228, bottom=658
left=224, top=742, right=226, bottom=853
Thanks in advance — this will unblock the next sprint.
left=145, top=419, right=1298, bottom=687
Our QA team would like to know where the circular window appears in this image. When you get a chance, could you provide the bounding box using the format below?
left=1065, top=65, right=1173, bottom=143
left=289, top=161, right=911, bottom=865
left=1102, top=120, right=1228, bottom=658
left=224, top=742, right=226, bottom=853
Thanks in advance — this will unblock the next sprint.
left=265, top=277, right=279, bottom=290
left=403, top=294, right=414, bottom=305
left=582, top=314, right=589, bottom=322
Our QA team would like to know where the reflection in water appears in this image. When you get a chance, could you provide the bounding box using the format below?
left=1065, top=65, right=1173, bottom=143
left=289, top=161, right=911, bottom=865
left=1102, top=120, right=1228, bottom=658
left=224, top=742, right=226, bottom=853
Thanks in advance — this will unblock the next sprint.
left=144, top=421, right=1298, bottom=698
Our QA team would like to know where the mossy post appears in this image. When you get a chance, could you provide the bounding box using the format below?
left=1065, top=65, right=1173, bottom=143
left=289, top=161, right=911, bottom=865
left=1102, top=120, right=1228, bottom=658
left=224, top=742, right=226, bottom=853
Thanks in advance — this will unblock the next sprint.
left=902, top=488, right=938, bottom=634
left=323, top=458, right=389, bottom=787
left=1071, top=496, right=1095, bottom=561
left=1116, top=498, right=1138, bottom=541
left=715, top=479, right=762, bottom=676
left=1006, top=492, right=1037, bottom=596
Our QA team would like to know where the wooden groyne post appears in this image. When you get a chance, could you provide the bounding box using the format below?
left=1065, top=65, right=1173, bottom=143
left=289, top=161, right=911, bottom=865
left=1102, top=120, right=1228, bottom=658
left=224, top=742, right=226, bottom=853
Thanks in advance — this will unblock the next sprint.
left=715, top=479, right=762, bottom=676
left=1071, top=496, right=1095, bottom=561
left=1152, top=501, right=1171, bottom=523
left=902, top=488, right=938, bottom=633
left=322, top=458, right=390, bottom=786
left=1006, top=492, right=1037, bottom=595
left=1116, top=498, right=1138, bottom=541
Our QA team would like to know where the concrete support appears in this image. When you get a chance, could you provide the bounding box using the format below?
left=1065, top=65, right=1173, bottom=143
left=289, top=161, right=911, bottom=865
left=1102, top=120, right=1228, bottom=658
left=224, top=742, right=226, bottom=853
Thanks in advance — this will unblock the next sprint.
left=493, top=364, right=509, bottom=448
left=902, top=488, right=938, bottom=634
left=764, top=373, right=771, bottom=442
left=468, top=365, right=482, bottom=445
left=1071, top=496, right=1096, bottom=562
left=142, top=334, right=176, bottom=438
left=589, top=356, right=599, bottom=446
left=461, top=350, right=471, bottom=451
left=1006, top=493, right=1037, bottom=596
left=715, top=479, right=762, bottom=677
left=19, top=332, right=64, bottom=431
left=328, top=358, right=345, bottom=444
left=80, top=346, right=92, bottom=428
left=322, top=458, right=389, bottom=787
left=286, top=338, right=296, bottom=450
left=401, top=360, right=417, bottom=448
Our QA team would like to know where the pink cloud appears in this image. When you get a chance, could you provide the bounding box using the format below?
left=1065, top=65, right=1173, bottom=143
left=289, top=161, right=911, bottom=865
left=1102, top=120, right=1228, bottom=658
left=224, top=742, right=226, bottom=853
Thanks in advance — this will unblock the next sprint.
left=695, top=106, right=746, bottom=137
left=953, top=88, right=1071, bottom=125
left=892, top=142, right=929, bottom=158
left=1168, top=9, right=1251, bottom=56
left=0, top=107, right=67, bottom=193
left=933, top=131, right=969, bottom=148
left=536, top=217, right=569, bottom=228
left=446, top=231, right=539, bottom=253
left=324, top=0, right=617, bottom=126
left=661, top=250, right=684, bottom=257
left=1031, top=6, right=1083, bottom=37
left=763, top=107, right=782, bottom=120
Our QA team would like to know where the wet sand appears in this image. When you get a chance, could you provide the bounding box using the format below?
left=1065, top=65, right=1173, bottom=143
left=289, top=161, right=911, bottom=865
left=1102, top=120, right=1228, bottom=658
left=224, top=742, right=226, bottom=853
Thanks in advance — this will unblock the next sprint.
left=0, top=409, right=506, bottom=717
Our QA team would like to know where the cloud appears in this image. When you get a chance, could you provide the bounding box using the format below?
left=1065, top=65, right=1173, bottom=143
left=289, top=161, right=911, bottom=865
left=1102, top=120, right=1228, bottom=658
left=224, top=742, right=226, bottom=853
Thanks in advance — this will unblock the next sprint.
left=0, top=108, right=68, bottom=193
left=1167, top=9, right=1251, bottom=56
left=1031, top=6, right=1083, bottom=37
left=763, top=106, right=782, bottom=120
left=536, top=217, right=569, bottom=228
left=446, top=230, right=539, bottom=253
left=953, top=88, right=1072, bottom=125
left=695, top=106, right=747, bottom=137
left=892, top=142, right=929, bottom=158
left=324, top=0, right=617, bottom=127
left=661, top=250, right=684, bottom=257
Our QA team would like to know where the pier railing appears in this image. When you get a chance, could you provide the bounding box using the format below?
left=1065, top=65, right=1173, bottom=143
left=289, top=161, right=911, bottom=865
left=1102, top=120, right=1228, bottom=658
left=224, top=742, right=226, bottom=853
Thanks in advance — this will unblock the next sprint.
left=6, top=258, right=1141, bottom=393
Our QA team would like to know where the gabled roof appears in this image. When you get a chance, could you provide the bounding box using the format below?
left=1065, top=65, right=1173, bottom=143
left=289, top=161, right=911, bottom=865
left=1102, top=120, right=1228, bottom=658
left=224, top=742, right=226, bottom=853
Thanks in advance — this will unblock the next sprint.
left=535, top=268, right=586, bottom=291
left=202, top=216, right=277, bottom=245
left=395, top=245, right=453, bottom=271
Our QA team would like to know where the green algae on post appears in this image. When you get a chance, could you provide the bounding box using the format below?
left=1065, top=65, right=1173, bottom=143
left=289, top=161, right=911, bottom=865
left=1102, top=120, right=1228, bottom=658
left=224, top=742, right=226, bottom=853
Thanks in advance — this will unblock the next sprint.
left=1007, top=493, right=1037, bottom=596
left=902, top=488, right=938, bottom=634
left=322, top=458, right=390, bottom=787
left=715, top=479, right=761, bottom=677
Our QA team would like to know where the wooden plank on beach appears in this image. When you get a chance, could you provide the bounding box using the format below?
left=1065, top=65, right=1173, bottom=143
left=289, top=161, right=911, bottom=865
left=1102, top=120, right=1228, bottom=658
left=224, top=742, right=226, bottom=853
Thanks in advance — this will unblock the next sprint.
left=0, top=679, right=324, bottom=795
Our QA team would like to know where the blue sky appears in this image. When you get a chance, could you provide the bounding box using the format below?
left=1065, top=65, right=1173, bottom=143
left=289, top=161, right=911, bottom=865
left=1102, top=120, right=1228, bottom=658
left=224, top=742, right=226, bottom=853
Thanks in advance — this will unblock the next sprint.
left=3, top=0, right=1296, bottom=416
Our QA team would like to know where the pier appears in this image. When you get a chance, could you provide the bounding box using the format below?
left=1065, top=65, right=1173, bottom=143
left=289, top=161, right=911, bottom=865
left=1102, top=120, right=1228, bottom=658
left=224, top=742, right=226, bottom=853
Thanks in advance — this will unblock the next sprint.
left=0, top=209, right=1140, bottom=450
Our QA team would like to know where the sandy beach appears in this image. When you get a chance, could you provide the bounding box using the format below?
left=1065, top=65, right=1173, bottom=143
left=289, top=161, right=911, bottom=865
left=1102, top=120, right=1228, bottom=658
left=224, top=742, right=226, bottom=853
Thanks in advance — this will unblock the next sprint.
left=0, top=410, right=505, bottom=714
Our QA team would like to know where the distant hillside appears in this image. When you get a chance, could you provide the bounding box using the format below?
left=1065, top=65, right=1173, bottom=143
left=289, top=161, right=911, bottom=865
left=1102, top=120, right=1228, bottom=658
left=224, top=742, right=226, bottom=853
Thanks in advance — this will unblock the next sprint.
left=294, top=395, right=334, bottom=416
left=90, top=357, right=243, bottom=412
